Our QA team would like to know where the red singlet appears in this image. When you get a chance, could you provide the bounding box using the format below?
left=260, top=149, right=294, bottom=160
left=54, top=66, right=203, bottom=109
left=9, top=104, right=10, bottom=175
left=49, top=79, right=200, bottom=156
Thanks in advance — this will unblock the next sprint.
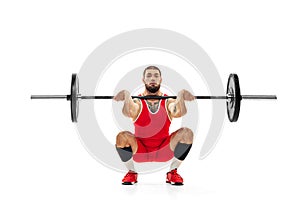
left=133, top=94, right=174, bottom=162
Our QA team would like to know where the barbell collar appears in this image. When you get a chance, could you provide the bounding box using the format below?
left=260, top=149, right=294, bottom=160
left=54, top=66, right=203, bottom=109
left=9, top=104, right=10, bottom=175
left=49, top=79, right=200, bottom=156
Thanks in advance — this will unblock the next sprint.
left=241, top=95, right=277, bottom=100
left=31, top=95, right=68, bottom=99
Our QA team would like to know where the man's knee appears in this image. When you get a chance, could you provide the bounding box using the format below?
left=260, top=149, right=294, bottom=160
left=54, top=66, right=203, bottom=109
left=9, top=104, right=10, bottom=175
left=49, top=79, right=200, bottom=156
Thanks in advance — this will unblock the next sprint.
left=116, top=131, right=130, bottom=148
left=179, top=127, right=194, bottom=144
left=116, top=131, right=137, bottom=162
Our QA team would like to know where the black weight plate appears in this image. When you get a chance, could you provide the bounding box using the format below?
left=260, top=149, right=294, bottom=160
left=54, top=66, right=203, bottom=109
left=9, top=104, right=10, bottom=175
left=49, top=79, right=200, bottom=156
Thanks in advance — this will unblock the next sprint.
left=71, top=73, right=79, bottom=122
left=226, top=74, right=241, bottom=122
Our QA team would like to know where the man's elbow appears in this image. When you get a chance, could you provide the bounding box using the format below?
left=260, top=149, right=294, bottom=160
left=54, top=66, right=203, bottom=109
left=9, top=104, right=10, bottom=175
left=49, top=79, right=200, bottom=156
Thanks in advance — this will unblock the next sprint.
left=123, top=108, right=136, bottom=119
left=173, top=110, right=187, bottom=118
left=122, top=108, right=131, bottom=118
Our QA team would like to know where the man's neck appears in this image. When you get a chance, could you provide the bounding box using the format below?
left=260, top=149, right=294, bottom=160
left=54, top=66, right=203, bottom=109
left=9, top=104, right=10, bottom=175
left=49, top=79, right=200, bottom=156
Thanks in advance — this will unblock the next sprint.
left=142, top=90, right=162, bottom=96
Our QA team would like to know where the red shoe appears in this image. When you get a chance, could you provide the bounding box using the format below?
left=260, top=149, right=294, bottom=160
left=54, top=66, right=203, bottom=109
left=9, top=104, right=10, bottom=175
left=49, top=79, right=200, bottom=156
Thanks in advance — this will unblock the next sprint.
left=166, top=169, right=184, bottom=185
left=122, top=171, right=138, bottom=185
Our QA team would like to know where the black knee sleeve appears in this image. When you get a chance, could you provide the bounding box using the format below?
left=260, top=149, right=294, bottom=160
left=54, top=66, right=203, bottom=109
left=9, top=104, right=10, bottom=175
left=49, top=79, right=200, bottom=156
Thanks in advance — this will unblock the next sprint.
left=174, top=143, right=192, bottom=161
left=116, top=146, right=133, bottom=162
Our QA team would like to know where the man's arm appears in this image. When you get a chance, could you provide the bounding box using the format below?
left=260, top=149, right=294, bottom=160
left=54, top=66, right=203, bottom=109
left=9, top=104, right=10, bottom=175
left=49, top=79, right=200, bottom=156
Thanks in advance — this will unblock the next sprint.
left=113, top=90, right=141, bottom=119
left=167, top=90, right=195, bottom=118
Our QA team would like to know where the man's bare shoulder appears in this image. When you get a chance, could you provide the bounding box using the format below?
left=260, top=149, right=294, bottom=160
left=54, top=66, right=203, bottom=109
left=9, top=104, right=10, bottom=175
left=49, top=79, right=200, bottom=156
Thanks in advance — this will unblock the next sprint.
left=133, top=98, right=141, bottom=105
left=166, top=98, right=176, bottom=105
left=131, top=98, right=142, bottom=120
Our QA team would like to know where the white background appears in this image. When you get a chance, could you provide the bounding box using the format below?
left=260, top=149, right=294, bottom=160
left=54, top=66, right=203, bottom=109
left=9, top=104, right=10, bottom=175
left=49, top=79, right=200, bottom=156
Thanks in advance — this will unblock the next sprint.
left=1, top=0, right=299, bottom=199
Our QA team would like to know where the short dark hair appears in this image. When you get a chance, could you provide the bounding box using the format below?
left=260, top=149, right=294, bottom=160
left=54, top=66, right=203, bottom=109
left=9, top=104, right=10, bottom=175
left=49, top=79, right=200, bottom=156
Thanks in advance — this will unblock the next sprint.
left=143, top=66, right=161, bottom=77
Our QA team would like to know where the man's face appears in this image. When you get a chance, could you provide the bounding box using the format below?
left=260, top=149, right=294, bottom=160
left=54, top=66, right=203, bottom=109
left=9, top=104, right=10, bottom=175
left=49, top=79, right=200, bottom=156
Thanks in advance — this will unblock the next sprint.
left=143, top=69, right=162, bottom=93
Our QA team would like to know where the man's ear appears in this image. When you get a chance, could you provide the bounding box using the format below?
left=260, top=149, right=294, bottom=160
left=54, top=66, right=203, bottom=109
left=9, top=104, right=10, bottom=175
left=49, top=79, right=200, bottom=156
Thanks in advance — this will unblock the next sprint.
left=142, top=77, right=146, bottom=84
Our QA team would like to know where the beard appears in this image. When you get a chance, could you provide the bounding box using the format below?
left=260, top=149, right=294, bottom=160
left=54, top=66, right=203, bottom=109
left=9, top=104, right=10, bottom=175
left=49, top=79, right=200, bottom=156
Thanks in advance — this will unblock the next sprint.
left=145, top=84, right=161, bottom=94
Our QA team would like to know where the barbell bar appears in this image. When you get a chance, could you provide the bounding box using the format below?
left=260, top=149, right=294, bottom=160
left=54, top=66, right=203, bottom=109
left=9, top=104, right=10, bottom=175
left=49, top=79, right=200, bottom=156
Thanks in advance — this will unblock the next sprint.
left=31, top=73, right=277, bottom=123
left=31, top=95, right=276, bottom=100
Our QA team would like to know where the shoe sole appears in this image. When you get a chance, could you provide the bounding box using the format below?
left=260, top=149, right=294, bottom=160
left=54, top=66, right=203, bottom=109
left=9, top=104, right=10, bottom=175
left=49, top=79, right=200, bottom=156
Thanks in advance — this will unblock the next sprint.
left=166, top=181, right=183, bottom=186
left=122, top=181, right=137, bottom=185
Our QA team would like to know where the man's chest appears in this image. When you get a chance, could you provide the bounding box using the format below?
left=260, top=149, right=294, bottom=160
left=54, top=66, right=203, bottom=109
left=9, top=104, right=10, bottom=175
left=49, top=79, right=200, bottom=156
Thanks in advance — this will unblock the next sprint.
left=145, top=100, right=160, bottom=113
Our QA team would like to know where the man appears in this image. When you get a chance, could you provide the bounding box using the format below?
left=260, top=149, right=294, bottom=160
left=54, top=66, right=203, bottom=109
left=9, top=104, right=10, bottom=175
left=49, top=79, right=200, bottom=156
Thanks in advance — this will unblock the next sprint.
left=113, top=66, right=195, bottom=185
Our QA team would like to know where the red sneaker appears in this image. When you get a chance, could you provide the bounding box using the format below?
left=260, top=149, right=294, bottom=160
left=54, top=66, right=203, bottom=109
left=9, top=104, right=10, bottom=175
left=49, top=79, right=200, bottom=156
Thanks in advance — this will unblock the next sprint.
left=166, top=169, right=184, bottom=185
left=122, top=171, right=138, bottom=185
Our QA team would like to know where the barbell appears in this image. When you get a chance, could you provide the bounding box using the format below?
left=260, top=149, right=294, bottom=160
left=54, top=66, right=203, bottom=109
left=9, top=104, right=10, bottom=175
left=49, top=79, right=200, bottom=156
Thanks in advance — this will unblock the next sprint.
left=31, top=73, right=277, bottom=123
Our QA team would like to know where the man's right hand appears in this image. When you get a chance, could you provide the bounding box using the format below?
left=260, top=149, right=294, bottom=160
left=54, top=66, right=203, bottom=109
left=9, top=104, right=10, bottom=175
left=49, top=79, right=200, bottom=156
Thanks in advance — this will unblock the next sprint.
left=113, top=90, right=141, bottom=120
left=113, top=90, right=130, bottom=101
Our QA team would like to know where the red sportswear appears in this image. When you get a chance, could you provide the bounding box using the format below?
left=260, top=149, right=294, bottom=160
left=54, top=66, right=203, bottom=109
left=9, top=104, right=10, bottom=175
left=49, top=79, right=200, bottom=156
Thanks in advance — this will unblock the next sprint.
left=133, top=94, right=174, bottom=162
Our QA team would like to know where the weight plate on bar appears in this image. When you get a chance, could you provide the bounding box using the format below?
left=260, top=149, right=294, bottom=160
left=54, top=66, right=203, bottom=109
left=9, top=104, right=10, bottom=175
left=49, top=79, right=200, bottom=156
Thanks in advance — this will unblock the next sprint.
left=71, top=73, right=79, bottom=122
left=226, top=73, right=241, bottom=122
